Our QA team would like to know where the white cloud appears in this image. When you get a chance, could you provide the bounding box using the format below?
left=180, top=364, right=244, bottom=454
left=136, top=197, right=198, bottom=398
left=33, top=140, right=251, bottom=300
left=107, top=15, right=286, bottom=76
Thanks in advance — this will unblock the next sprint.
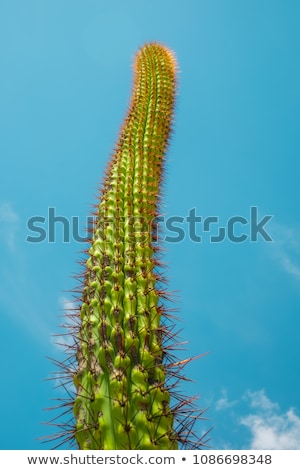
left=0, top=202, right=19, bottom=222
left=270, top=223, right=300, bottom=281
left=59, top=296, right=78, bottom=313
left=49, top=297, right=79, bottom=393
left=280, top=255, right=300, bottom=279
left=0, top=202, right=19, bottom=251
left=244, top=389, right=279, bottom=412
left=241, top=390, right=300, bottom=449
left=215, top=388, right=238, bottom=411
left=51, top=297, right=79, bottom=351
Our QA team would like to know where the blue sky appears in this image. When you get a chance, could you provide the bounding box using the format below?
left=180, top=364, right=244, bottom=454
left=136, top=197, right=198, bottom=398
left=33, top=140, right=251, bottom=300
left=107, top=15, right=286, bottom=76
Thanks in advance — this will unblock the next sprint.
left=1, top=0, right=300, bottom=450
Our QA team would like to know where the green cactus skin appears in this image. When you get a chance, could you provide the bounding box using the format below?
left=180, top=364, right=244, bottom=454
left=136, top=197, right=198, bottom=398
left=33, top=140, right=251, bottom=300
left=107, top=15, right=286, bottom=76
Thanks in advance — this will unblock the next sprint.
left=73, top=43, right=178, bottom=450
left=48, top=43, right=209, bottom=450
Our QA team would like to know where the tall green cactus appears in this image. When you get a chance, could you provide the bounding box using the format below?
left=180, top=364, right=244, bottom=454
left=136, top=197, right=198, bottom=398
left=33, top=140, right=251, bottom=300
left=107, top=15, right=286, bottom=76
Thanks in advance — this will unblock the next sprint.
left=48, top=43, right=208, bottom=450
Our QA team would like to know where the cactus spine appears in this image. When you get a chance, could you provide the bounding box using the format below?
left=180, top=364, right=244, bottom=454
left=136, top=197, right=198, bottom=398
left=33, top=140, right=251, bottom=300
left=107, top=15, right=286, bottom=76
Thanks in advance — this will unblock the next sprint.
left=49, top=43, right=207, bottom=450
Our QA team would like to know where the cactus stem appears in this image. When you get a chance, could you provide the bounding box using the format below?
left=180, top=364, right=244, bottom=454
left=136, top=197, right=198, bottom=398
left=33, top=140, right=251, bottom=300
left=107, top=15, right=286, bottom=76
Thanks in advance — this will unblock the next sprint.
left=44, top=42, right=210, bottom=450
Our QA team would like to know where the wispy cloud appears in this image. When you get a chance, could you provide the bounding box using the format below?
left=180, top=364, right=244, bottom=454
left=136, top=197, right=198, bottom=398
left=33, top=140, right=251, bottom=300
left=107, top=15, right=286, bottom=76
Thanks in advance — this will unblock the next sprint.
left=51, top=296, right=78, bottom=351
left=244, top=389, right=279, bottom=412
left=49, top=297, right=78, bottom=392
left=241, top=390, right=300, bottom=449
left=269, top=223, right=300, bottom=281
left=279, top=255, right=300, bottom=279
left=0, top=203, right=54, bottom=345
left=0, top=202, right=20, bottom=251
left=215, top=388, right=238, bottom=411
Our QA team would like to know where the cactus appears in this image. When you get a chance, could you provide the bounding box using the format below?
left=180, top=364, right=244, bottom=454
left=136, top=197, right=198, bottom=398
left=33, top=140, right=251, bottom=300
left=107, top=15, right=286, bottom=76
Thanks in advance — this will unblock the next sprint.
left=48, top=42, right=208, bottom=450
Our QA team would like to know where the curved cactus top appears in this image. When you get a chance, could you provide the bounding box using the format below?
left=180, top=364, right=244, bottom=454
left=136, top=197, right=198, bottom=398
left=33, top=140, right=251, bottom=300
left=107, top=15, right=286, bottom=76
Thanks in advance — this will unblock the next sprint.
left=47, top=42, right=209, bottom=451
